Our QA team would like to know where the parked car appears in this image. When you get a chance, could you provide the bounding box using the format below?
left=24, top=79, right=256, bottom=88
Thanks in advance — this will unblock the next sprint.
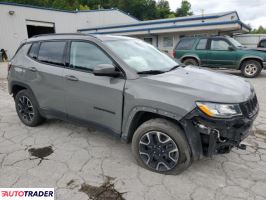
left=174, top=36, right=266, bottom=78
left=8, top=34, right=258, bottom=174
left=258, top=39, right=266, bottom=49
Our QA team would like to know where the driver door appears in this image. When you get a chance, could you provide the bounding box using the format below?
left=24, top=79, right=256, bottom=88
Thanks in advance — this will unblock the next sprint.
left=207, top=38, right=237, bottom=68
left=63, top=41, right=125, bottom=133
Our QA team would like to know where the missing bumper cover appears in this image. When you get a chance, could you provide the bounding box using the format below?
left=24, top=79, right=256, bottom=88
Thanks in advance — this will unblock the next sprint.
left=181, top=107, right=257, bottom=158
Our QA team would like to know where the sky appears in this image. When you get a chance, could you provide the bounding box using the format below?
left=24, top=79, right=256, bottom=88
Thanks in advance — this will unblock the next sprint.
left=167, top=0, right=266, bottom=29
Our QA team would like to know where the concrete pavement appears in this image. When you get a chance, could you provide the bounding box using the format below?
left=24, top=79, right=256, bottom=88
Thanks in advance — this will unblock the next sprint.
left=0, top=62, right=266, bottom=200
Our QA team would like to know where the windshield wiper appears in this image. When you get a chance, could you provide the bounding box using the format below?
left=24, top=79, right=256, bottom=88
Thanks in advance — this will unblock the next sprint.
left=137, top=70, right=166, bottom=75
left=167, top=65, right=180, bottom=72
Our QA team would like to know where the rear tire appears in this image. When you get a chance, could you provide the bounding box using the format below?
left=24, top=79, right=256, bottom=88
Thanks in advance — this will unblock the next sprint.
left=241, top=60, right=262, bottom=78
left=15, top=89, right=44, bottom=127
left=182, top=58, right=199, bottom=66
left=132, top=118, right=192, bottom=175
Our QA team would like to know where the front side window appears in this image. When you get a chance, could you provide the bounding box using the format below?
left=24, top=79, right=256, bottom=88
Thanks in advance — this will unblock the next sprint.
left=163, top=36, right=173, bottom=48
left=210, top=39, right=230, bottom=51
left=104, top=39, right=178, bottom=72
left=70, top=42, right=112, bottom=72
left=227, top=37, right=244, bottom=48
left=176, top=38, right=196, bottom=50
left=196, top=39, right=208, bottom=50
left=37, top=41, right=66, bottom=66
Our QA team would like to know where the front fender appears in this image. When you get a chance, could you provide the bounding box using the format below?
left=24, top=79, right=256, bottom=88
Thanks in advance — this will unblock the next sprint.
left=121, top=106, right=180, bottom=141
left=238, top=56, right=264, bottom=68
left=121, top=106, right=203, bottom=160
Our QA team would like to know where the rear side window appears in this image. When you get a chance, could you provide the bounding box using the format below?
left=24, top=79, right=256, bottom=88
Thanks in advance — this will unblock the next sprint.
left=176, top=38, right=196, bottom=50
left=37, top=41, right=66, bottom=66
left=70, top=41, right=113, bottom=72
left=196, top=39, right=208, bottom=50
left=28, top=43, right=39, bottom=59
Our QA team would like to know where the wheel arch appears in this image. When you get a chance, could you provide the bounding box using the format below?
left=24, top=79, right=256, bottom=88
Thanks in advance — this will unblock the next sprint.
left=9, top=81, right=40, bottom=108
left=122, top=106, right=203, bottom=160
left=10, top=81, right=29, bottom=96
left=239, top=56, right=263, bottom=69
left=180, top=55, right=201, bottom=65
left=122, top=107, right=184, bottom=143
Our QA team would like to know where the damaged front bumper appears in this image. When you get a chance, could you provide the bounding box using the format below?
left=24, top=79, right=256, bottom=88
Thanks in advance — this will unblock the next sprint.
left=181, top=96, right=259, bottom=159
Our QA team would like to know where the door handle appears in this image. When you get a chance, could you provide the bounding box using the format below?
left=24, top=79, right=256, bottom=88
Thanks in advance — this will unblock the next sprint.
left=65, top=75, right=79, bottom=81
left=29, top=67, right=37, bottom=72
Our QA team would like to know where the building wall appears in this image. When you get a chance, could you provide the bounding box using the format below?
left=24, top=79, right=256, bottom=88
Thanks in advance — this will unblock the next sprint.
left=0, top=4, right=137, bottom=58
left=234, top=34, right=266, bottom=48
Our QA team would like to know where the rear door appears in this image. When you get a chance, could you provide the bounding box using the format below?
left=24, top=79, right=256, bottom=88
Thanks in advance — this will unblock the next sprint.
left=25, top=41, right=67, bottom=116
left=194, top=38, right=208, bottom=66
left=207, top=38, right=237, bottom=68
left=63, top=40, right=125, bottom=133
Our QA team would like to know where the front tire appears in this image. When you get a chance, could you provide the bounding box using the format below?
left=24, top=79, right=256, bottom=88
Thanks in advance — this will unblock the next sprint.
left=241, top=60, right=262, bottom=78
left=15, top=89, right=44, bottom=127
left=132, top=118, right=191, bottom=175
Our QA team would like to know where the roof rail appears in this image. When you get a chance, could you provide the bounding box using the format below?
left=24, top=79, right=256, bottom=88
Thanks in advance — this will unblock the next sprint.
left=31, top=32, right=96, bottom=38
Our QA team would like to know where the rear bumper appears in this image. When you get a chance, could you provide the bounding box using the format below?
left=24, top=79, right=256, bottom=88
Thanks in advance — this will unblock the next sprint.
left=180, top=100, right=258, bottom=159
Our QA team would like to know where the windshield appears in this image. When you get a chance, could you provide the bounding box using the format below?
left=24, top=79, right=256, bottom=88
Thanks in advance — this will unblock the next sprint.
left=227, top=37, right=244, bottom=48
left=104, top=39, right=178, bottom=72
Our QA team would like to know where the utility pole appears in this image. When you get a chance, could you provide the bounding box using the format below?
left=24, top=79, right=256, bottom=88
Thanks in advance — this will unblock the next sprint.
left=201, top=9, right=205, bottom=22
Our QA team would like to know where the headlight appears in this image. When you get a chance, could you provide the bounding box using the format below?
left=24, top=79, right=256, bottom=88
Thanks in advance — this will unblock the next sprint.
left=196, top=102, right=242, bottom=118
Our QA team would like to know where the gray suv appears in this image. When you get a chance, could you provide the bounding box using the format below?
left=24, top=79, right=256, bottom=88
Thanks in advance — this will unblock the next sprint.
left=8, top=33, right=259, bottom=174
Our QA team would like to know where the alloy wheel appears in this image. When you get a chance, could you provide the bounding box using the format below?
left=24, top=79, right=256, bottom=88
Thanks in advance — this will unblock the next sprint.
left=139, top=131, right=179, bottom=172
left=17, top=96, right=35, bottom=122
left=244, top=64, right=258, bottom=76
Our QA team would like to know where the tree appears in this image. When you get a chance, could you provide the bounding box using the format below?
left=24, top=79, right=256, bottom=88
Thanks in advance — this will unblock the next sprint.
left=156, top=0, right=171, bottom=18
left=2, top=0, right=193, bottom=20
left=251, top=26, right=266, bottom=34
left=176, top=0, right=193, bottom=17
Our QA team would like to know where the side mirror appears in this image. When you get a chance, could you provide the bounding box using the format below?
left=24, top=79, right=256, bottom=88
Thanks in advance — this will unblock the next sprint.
left=228, top=46, right=235, bottom=51
left=93, top=64, right=121, bottom=77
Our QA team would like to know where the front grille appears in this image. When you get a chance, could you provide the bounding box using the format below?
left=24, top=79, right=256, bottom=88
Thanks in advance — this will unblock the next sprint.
left=240, top=94, right=258, bottom=118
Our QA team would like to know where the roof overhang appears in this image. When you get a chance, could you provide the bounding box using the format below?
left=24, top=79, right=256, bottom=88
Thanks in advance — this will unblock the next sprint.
left=80, top=20, right=251, bottom=36
left=79, top=11, right=251, bottom=36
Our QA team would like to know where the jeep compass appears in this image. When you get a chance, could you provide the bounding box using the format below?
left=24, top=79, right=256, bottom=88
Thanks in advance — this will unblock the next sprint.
left=8, top=33, right=259, bottom=174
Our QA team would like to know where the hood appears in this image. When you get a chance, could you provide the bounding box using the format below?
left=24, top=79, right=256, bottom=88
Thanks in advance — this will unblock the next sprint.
left=143, top=66, right=253, bottom=103
left=240, top=47, right=266, bottom=54
left=249, top=48, right=266, bottom=52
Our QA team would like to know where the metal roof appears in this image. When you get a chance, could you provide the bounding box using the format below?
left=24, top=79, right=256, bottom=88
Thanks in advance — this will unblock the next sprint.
left=78, top=10, right=251, bottom=35
left=78, top=11, right=241, bottom=31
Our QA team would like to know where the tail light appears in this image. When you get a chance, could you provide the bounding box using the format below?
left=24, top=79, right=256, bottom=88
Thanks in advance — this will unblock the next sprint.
left=172, top=51, right=176, bottom=58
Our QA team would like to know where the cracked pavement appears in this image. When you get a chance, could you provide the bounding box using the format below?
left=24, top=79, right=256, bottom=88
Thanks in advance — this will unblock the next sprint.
left=0, top=62, right=266, bottom=200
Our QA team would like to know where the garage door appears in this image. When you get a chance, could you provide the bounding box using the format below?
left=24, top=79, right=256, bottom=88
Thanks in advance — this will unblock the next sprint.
left=26, top=20, right=55, bottom=38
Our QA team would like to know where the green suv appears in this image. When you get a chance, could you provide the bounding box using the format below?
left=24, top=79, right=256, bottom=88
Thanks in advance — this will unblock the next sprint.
left=174, top=36, right=266, bottom=78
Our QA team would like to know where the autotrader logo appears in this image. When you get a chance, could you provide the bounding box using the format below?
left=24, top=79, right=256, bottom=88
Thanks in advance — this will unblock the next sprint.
left=0, top=188, right=54, bottom=200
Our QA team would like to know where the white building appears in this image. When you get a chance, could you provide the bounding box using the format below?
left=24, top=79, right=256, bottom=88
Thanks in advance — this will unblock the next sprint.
left=0, top=2, right=138, bottom=58
left=0, top=2, right=250, bottom=58
left=79, top=11, right=250, bottom=54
